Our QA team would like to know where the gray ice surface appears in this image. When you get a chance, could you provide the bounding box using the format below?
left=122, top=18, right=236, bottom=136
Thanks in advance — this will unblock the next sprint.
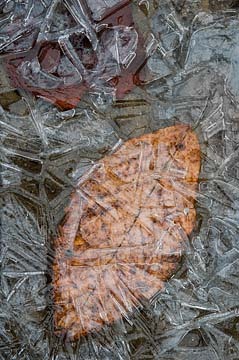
left=1, top=0, right=239, bottom=359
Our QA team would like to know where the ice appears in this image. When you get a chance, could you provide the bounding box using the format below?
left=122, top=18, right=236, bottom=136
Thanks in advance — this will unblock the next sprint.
left=86, top=0, right=124, bottom=21
left=0, top=0, right=51, bottom=53
left=3, top=1, right=141, bottom=109
left=1, top=0, right=239, bottom=359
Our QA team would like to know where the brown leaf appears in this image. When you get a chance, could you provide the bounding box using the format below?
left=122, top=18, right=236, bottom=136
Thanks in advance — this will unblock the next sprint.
left=53, top=124, right=201, bottom=339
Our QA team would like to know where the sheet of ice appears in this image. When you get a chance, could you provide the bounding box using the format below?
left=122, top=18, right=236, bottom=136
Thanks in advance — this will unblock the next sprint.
left=1, top=0, right=239, bottom=359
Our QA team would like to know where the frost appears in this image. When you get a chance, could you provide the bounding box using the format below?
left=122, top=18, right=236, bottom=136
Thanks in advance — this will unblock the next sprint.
left=1, top=0, right=239, bottom=359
